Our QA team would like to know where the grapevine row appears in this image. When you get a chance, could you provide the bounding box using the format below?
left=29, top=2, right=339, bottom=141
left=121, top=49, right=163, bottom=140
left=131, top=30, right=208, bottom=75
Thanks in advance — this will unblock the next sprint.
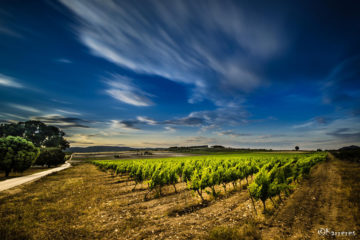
left=92, top=153, right=327, bottom=211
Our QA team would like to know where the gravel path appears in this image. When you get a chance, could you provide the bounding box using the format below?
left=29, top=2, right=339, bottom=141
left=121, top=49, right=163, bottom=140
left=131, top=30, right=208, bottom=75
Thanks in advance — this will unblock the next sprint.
left=0, top=156, right=72, bottom=192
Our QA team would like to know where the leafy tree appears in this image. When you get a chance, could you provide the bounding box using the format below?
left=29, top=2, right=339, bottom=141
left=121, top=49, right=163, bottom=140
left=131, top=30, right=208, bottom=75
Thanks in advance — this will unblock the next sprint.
left=0, top=136, right=40, bottom=177
left=34, top=147, right=65, bottom=167
left=0, top=121, right=70, bottom=150
left=295, top=146, right=299, bottom=151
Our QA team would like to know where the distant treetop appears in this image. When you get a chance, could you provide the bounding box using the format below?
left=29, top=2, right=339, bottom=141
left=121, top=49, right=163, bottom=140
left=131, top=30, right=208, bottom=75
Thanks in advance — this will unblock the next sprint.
left=0, top=120, right=70, bottom=150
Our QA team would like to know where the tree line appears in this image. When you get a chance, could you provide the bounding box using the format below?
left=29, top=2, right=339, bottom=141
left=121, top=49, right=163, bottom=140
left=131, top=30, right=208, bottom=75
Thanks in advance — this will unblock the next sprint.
left=0, top=121, right=69, bottom=177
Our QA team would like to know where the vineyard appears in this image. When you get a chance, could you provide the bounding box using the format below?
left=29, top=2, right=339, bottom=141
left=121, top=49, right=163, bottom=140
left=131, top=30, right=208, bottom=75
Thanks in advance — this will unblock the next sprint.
left=92, top=152, right=327, bottom=212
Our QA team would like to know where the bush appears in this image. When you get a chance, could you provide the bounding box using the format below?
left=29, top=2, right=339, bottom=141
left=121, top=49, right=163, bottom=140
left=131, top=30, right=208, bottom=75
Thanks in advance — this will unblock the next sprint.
left=35, top=148, right=65, bottom=167
left=0, top=136, right=40, bottom=177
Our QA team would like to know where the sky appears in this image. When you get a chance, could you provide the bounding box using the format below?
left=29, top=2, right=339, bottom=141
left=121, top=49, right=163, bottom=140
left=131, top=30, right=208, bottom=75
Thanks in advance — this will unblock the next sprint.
left=0, top=0, right=359, bottom=150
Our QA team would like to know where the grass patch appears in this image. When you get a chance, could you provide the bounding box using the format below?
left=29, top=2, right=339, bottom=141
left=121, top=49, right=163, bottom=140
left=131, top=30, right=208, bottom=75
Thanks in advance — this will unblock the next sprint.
left=206, top=221, right=261, bottom=240
left=0, top=164, right=109, bottom=240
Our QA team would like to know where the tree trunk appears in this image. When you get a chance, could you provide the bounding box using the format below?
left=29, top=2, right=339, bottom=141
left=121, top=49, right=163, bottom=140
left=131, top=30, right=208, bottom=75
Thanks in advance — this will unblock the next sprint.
left=211, top=186, right=217, bottom=198
left=270, top=197, right=276, bottom=207
left=246, top=176, right=249, bottom=185
left=5, top=170, right=10, bottom=177
left=249, top=193, right=257, bottom=215
left=196, top=189, right=204, bottom=202
left=132, top=182, right=137, bottom=191
left=222, top=183, right=227, bottom=193
left=173, top=184, right=177, bottom=193
left=262, top=200, right=266, bottom=212
left=144, top=189, right=152, bottom=201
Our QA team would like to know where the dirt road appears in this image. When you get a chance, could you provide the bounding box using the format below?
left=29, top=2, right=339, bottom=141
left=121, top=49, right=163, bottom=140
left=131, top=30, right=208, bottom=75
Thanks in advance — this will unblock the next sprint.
left=0, top=157, right=72, bottom=192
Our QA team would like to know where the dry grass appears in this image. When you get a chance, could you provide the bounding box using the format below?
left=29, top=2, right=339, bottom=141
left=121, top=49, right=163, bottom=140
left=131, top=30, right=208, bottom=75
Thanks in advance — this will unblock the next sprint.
left=206, top=220, right=261, bottom=240
left=0, top=165, right=107, bottom=239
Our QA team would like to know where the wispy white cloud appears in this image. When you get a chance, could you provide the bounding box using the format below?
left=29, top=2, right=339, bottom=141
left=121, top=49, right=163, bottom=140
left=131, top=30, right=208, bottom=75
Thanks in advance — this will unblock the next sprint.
left=0, top=74, right=23, bottom=88
left=9, top=104, right=40, bottom=113
left=292, top=121, right=315, bottom=129
left=58, top=0, right=285, bottom=106
left=2, top=113, right=26, bottom=120
left=0, top=26, right=19, bottom=37
left=292, top=116, right=330, bottom=129
left=55, top=58, right=72, bottom=64
left=137, top=116, right=157, bottom=125
left=56, top=109, right=81, bottom=116
left=110, top=120, right=140, bottom=131
left=322, top=56, right=360, bottom=113
left=31, top=114, right=90, bottom=128
left=216, top=130, right=251, bottom=137
left=164, top=126, right=176, bottom=133
left=105, top=75, right=154, bottom=106
left=51, top=98, right=72, bottom=105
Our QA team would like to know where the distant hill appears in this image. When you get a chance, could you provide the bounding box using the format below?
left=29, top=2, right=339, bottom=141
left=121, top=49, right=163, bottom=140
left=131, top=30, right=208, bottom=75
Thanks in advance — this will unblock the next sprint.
left=65, top=146, right=168, bottom=153
left=338, top=145, right=360, bottom=151
left=65, top=146, right=135, bottom=153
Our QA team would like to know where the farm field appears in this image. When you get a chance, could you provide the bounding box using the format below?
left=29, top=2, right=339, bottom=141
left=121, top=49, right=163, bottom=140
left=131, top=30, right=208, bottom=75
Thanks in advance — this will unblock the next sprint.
left=71, top=151, right=199, bottom=161
left=1, top=152, right=358, bottom=240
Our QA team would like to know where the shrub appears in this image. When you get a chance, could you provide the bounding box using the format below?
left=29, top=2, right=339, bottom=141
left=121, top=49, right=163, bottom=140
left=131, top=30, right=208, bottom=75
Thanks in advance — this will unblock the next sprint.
left=35, top=148, right=65, bottom=167
left=0, top=136, right=40, bottom=177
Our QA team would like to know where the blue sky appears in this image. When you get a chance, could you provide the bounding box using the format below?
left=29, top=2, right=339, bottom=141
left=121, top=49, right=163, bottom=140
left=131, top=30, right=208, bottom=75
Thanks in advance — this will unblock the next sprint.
left=0, top=0, right=359, bottom=149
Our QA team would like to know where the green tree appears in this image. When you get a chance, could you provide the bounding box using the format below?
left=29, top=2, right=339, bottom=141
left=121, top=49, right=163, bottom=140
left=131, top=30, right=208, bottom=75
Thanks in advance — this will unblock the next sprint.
left=0, top=136, right=40, bottom=177
left=0, top=121, right=70, bottom=150
left=295, top=146, right=299, bottom=151
left=34, top=148, right=65, bottom=167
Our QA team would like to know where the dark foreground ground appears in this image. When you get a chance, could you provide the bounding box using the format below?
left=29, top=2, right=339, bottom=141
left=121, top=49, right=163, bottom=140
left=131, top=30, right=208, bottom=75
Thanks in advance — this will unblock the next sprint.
left=0, top=155, right=359, bottom=240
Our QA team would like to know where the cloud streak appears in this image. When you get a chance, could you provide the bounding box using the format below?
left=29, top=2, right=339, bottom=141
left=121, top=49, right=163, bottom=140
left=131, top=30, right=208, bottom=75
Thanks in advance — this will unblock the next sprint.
left=9, top=104, right=40, bottom=113
left=105, top=75, right=154, bottom=106
left=58, top=0, right=284, bottom=106
left=216, top=130, right=251, bottom=137
left=31, top=115, right=90, bottom=128
left=0, top=74, right=23, bottom=88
